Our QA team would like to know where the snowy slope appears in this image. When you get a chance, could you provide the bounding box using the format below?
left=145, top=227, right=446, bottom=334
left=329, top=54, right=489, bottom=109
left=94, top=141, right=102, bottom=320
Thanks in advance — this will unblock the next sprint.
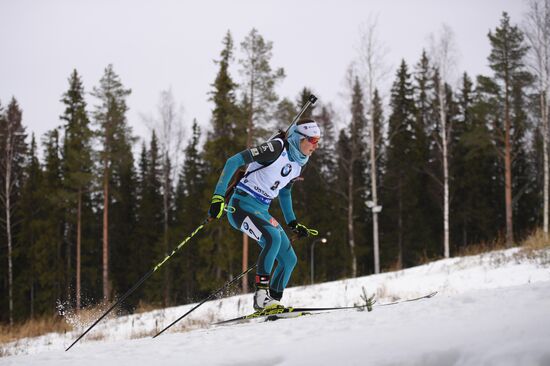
left=1, top=247, right=550, bottom=365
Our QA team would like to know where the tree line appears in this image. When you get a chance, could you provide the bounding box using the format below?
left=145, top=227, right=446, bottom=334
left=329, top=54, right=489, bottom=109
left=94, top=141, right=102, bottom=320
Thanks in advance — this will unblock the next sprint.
left=1, top=9, right=548, bottom=326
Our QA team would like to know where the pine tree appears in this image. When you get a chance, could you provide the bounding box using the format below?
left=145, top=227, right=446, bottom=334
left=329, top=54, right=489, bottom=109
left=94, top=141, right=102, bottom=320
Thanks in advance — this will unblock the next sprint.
left=239, top=28, right=285, bottom=145
left=487, top=12, right=530, bottom=246
left=236, top=28, right=285, bottom=290
left=92, top=64, right=132, bottom=301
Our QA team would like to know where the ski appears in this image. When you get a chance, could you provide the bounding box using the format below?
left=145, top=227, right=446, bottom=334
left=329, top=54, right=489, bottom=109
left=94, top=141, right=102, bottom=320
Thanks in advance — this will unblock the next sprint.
left=213, top=291, right=437, bottom=326
left=376, top=291, right=438, bottom=307
left=213, top=307, right=309, bottom=325
left=265, top=311, right=311, bottom=322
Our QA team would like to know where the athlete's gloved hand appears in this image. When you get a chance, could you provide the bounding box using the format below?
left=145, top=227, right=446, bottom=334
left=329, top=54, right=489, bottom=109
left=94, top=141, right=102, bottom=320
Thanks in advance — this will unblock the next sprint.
left=208, top=194, right=225, bottom=220
left=288, top=220, right=318, bottom=238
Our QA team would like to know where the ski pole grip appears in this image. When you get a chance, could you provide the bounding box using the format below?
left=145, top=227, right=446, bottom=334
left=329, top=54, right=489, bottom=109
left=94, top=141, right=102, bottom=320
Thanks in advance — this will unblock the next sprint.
left=308, top=94, right=318, bottom=105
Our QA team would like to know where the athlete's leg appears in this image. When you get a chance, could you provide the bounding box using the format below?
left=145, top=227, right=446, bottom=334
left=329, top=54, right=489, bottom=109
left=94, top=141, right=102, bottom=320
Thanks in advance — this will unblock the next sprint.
left=269, top=227, right=297, bottom=300
left=227, top=194, right=281, bottom=276
left=227, top=193, right=286, bottom=309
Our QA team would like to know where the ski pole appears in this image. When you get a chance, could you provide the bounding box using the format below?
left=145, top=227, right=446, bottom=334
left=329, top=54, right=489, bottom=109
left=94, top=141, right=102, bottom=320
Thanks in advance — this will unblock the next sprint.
left=268, top=94, right=318, bottom=141
left=65, top=218, right=210, bottom=351
left=284, top=94, right=318, bottom=134
left=153, top=263, right=257, bottom=338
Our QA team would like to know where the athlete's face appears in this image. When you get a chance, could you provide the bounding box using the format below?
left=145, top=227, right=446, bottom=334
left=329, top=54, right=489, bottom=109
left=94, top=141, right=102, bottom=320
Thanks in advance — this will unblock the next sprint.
left=299, top=136, right=320, bottom=156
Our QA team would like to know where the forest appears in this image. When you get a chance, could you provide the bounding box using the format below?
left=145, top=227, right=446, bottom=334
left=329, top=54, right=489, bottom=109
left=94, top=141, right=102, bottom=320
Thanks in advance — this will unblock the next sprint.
left=1, top=8, right=548, bottom=327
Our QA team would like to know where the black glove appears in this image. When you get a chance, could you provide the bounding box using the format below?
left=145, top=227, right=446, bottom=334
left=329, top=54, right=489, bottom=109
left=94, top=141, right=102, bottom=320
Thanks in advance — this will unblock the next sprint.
left=288, top=220, right=318, bottom=238
left=208, top=194, right=225, bottom=219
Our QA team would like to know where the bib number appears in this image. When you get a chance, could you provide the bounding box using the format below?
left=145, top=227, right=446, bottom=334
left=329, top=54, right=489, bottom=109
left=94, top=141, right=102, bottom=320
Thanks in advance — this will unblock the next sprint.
left=241, top=216, right=262, bottom=241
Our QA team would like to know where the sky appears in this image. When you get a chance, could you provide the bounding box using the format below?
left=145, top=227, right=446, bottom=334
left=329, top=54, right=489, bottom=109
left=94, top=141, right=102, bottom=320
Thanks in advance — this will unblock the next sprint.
left=0, top=0, right=527, bottom=147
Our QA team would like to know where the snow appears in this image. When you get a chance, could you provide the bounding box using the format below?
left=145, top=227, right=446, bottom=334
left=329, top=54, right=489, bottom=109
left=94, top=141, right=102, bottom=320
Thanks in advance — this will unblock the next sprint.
left=1, top=247, right=550, bottom=365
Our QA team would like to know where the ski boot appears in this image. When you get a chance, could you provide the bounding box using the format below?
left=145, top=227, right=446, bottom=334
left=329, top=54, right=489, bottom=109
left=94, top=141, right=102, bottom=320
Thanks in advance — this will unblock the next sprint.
left=253, top=275, right=284, bottom=311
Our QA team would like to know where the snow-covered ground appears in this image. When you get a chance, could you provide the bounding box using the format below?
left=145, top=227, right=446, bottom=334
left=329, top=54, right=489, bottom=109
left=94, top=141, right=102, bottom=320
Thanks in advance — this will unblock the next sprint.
left=2, top=247, right=550, bottom=365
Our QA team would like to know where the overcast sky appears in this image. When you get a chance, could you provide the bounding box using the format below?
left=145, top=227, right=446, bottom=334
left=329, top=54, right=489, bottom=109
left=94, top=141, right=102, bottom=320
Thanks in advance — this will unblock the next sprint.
left=0, top=0, right=527, bottom=147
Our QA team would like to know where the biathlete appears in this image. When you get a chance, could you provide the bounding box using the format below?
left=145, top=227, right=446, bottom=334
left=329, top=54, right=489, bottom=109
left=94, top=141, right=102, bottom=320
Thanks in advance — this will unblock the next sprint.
left=208, top=119, right=321, bottom=310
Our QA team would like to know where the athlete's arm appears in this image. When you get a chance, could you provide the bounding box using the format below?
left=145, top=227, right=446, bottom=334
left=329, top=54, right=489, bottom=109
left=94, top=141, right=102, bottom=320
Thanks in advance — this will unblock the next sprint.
left=213, top=152, right=247, bottom=196
left=278, top=182, right=297, bottom=225
left=246, top=139, right=284, bottom=164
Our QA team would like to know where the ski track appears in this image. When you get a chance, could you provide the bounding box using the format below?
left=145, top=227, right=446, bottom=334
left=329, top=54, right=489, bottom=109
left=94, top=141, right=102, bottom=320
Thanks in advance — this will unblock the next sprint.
left=1, top=247, right=550, bottom=366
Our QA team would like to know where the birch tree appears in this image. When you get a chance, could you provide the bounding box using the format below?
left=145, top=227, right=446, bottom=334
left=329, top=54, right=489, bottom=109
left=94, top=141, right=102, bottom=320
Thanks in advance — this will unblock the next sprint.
left=357, top=17, right=390, bottom=273
left=524, top=0, right=550, bottom=239
left=0, top=98, right=27, bottom=326
left=336, top=68, right=369, bottom=277
left=429, top=23, right=458, bottom=258
left=145, top=88, right=184, bottom=305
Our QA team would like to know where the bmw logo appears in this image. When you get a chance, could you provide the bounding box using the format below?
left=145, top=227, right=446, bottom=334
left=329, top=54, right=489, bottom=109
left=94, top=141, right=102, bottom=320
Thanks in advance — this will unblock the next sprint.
left=281, top=164, right=292, bottom=177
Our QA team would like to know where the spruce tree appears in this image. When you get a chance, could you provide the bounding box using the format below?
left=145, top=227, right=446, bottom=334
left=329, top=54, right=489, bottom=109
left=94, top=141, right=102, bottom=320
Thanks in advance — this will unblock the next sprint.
left=109, top=128, right=137, bottom=305
left=201, top=31, right=247, bottom=293
left=382, top=60, right=420, bottom=269
left=137, top=133, right=163, bottom=304
left=413, top=52, right=440, bottom=260
left=312, top=104, right=344, bottom=281
left=459, top=75, right=504, bottom=244
left=40, top=129, right=67, bottom=312
left=174, top=120, right=205, bottom=302
left=451, top=73, right=475, bottom=248
left=60, top=69, right=94, bottom=311
left=510, top=72, right=537, bottom=235
left=274, top=97, right=296, bottom=132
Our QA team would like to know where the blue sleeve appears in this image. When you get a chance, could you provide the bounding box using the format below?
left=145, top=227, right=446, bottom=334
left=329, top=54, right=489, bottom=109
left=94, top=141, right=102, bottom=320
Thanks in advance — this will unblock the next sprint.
left=278, top=184, right=296, bottom=225
left=213, top=151, right=250, bottom=196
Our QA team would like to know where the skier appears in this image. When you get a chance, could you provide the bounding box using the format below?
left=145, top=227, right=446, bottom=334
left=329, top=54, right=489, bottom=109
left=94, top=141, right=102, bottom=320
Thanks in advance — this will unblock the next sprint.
left=208, top=119, right=321, bottom=310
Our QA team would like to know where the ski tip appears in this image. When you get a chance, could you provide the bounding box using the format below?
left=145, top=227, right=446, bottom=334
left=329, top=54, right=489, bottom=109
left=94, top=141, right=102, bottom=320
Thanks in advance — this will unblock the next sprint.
left=427, top=291, right=438, bottom=298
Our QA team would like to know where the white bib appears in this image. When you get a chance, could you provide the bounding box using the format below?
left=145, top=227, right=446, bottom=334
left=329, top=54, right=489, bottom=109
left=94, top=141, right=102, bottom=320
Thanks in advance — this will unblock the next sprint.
left=237, top=141, right=301, bottom=204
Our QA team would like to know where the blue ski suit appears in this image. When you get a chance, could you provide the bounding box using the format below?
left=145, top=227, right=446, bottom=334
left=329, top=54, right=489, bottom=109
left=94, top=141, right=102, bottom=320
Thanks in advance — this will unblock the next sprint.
left=213, top=138, right=303, bottom=295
